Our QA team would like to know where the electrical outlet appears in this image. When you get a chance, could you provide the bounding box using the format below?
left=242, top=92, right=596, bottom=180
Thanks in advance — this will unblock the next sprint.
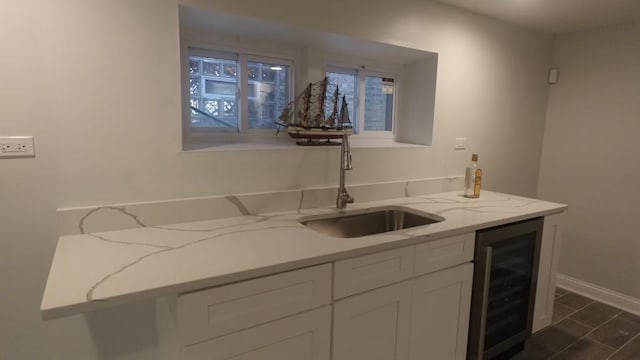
left=0, top=136, right=35, bottom=158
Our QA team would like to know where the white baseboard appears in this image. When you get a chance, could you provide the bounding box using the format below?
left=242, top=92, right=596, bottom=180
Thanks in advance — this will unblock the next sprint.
left=557, top=274, right=640, bottom=316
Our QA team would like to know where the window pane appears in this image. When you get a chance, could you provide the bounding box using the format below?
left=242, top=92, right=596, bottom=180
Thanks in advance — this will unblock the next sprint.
left=364, top=76, right=394, bottom=131
left=247, top=61, right=289, bottom=129
left=205, top=80, right=236, bottom=96
left=189, top=59, right=201, bottom=75
left=202, top=60, right=220, bottom=76
left=326, top=71, right=357, bottom=132
left=189, top=54, right=238, bottom=129
left=204, top=99, right=219, bottom=116
left=189, top=77, right=200, bottom=96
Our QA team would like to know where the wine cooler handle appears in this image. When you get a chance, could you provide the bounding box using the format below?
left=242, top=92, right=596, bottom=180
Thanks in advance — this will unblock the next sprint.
left=476, top=246, right=493, bottom=360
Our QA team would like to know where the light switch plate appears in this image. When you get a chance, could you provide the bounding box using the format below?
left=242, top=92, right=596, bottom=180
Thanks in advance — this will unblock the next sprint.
left=0, top=136, right=35, bottom=158
left=455, top=137, right=467, bottom=150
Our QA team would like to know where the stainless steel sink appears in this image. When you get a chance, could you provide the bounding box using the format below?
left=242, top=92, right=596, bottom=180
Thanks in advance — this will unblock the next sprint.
left=299, top=206, right=444, bottom=238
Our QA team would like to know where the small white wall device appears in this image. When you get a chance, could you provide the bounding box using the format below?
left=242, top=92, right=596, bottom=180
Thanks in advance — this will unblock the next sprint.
left=548, top=68, right=559, bottom=84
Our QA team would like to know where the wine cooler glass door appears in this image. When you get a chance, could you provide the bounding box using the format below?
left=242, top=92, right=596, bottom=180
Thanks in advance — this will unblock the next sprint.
left=468, top=217, right=543, bottom=360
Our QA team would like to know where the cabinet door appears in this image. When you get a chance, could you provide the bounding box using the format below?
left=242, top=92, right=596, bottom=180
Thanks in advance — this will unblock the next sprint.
left=409, top=263, right=473, bottom=360
left=182, top=306, right=331, bottom=360
left=532, top=212, right=565, bottom=332
left=333, top=281, right=412, bottom=360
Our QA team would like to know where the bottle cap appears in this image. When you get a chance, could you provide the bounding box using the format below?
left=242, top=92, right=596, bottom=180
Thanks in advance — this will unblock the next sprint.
left=472, top=154, right=478, bottom=161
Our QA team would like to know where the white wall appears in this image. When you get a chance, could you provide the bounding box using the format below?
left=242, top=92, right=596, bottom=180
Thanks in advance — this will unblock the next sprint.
left=398, top=56, right=438, bottom=145
left=538, top=23, right=640, bottom=299
left=0, top=0, right=552, bottom=358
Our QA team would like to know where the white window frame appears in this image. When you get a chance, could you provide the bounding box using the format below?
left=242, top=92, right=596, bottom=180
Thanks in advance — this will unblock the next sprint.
left=358, top=69, right=397, bottom=137
left=182, top=44, right=295, bottom=144
left=186, top=47, right=240, bottom=135
left=243, top=54, right=294, bottom=133
left=325, top=61, right=399, bottom=138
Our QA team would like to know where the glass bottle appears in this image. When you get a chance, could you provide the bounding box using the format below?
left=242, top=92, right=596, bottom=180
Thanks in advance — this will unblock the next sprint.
left=464, top=153, right=482, bottom=198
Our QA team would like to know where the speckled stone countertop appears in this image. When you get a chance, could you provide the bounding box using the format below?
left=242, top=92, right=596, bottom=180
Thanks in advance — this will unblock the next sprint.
left=41, top=190, right=566, bottom=320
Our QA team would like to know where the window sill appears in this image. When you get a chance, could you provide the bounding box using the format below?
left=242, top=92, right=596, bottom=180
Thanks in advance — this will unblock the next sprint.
left=183, top=135, right=426, bottom=152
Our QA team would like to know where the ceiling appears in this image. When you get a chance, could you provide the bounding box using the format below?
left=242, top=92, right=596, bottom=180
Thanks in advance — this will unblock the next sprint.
left=434, top=0, right=640, bottom=34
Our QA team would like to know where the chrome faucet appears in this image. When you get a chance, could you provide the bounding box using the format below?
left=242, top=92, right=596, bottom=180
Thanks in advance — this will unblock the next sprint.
left=337, top=134, right=354, bottom=209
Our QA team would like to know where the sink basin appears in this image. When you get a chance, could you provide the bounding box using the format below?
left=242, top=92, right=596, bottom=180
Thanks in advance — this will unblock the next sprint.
left=299, top=206, right=444, bottom=238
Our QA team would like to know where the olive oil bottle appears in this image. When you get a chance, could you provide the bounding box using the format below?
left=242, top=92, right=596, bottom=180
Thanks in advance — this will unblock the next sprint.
left=464, top=153, right=482, bottom=198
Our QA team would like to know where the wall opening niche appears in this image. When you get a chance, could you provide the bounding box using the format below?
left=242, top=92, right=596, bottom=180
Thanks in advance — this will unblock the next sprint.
left=179, top=4, right=439, bottom=150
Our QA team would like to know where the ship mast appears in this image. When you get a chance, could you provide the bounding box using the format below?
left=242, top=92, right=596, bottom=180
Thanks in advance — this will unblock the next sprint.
left=338, top=95, right=351, bottom=129
left=315, top=77, right=328, bottom=127
left=301, top=83, right=312, bottom=127
left=327, top=84, right=339, bottom=127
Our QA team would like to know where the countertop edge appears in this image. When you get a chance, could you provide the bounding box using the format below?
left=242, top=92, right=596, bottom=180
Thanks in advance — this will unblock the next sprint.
left=41, top=203, right=567, bottom=320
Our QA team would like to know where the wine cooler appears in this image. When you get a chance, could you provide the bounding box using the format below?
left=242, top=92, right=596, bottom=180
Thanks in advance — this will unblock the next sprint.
left=468, top=217, right=544, bottom=360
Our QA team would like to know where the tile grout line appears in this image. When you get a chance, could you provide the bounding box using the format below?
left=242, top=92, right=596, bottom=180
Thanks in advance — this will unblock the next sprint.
left=573, top=309, right=623, bottom=332
left=551, top=309, right=622, bottom=358
left=555, top=294, right=594, bottom=310
left=535, top=290, right=635, bottom=359
left=553, top=298, right=595, bottom=325
left=548, top=325, right=611, bottom=360
left=547, top=299, right=598, bottom=359
left=548, top=296, right=621, bottom=359
left=553, top=305, right=585, bottom=324
left=605, top=333, right=640, bottom=359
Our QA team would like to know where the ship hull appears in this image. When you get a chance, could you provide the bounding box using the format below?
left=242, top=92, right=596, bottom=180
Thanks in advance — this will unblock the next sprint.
left=286, top=126, right=353, bottom=146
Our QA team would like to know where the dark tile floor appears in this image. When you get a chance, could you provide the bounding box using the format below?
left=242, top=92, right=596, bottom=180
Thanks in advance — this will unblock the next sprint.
left=512, top=288, right=640, bottom=359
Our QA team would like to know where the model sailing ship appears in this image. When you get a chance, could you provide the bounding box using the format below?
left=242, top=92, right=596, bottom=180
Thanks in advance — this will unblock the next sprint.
left=276, top=77, right=353, bottom=145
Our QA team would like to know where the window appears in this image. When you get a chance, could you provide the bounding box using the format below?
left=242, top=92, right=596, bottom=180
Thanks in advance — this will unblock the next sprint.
left=247, top=60, right=290, bottom=129
left=326, top=68, right=358, bottom=133
left=185, top=47, right=293, bottom=138
left=364, top=75, right=394, bottom=132
left=180, top=6, right=438, bottom=148
left=326, top=66, right=396, bottom=135
left=189, top=50, right=239, bottom=129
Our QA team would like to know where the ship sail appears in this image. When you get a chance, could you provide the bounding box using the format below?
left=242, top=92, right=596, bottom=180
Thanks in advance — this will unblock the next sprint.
left=276, top=77, right=353, bottom=145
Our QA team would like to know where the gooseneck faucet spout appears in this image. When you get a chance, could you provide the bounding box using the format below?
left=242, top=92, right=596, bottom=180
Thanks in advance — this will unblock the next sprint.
left=337, top=134, right=354, bottom=209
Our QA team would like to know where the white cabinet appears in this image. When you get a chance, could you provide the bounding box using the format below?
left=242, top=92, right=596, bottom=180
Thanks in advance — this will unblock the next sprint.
left=178, top=241, right=471, bottom=360
left=174, top=249, right=447, bottom=360
left=331, top=232, right=475, bottom=360
left=532, top=212, right=565, bottom=332
left=333, top=262, right=474, bottom=360
left=158, top=215, right=565, bottom=360
left=332, top=281, right=412, bottom=360
left=409, top=263, right=473, bottom=360
left=161, top=216, right=567, bottom=359
left=183, top=306, right=331, bottom=360
left=168, top=264, right=333, bottom=360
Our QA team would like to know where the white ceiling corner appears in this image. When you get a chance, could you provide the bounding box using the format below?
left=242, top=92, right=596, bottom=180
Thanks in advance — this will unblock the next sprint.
left=434, top=0, right=640, bottom=34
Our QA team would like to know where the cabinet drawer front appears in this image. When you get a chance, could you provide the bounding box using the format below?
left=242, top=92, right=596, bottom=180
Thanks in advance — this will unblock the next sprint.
left=413, top=232, right=474, bottom=276
left=334, top=246, right=414, bottom=299
left=178, top=264, right=332, bottom=345
left=183, top=306, right=332, bottom=360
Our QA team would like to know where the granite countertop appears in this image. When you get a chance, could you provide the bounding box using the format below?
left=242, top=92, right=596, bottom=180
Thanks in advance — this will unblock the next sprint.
left=41, top=190, right=567, bottom=320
